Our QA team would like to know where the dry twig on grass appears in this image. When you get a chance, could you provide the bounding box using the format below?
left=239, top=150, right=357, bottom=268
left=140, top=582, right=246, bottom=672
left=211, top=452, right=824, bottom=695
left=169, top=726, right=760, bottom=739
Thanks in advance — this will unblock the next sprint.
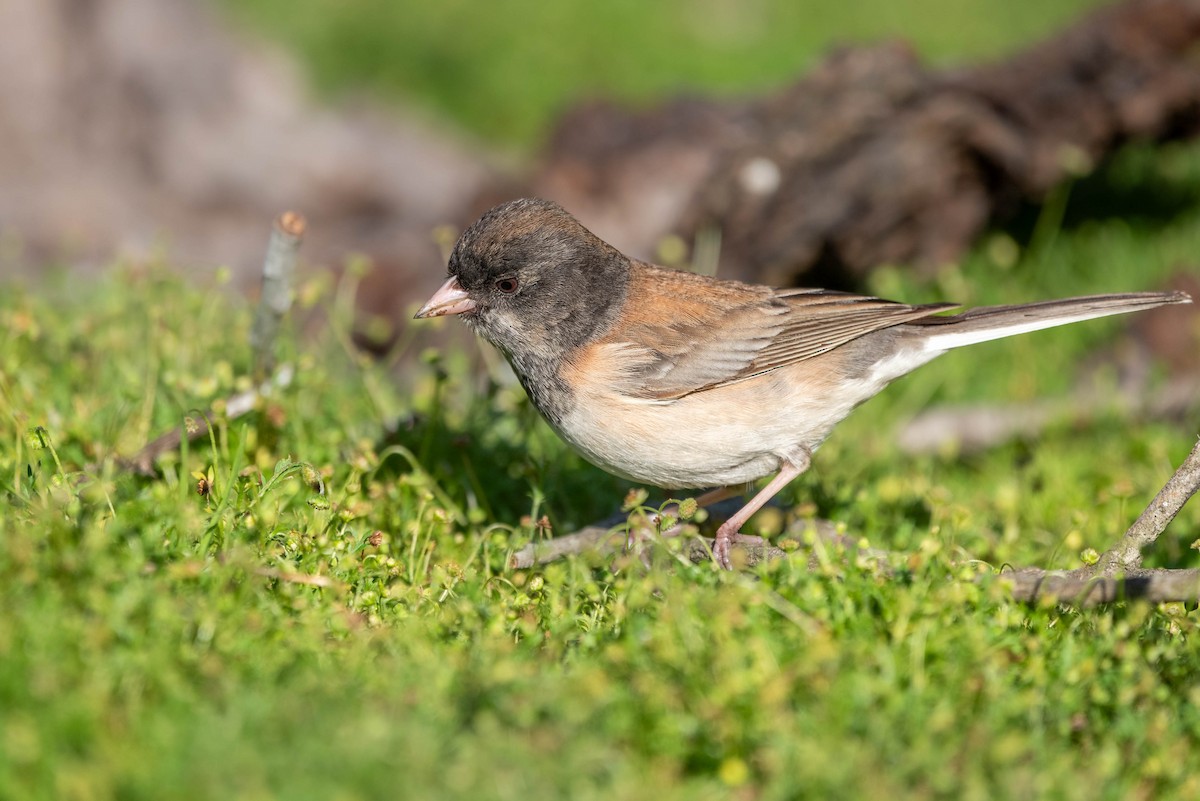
left=510, top=504, right=889, bottom=572
left=1001, top=567, right=1200, bottom=606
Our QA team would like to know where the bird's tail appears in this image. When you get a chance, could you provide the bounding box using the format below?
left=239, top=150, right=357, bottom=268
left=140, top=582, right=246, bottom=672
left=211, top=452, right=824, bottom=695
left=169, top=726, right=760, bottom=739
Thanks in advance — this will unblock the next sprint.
left=909, top=291, right=1191, bottom=354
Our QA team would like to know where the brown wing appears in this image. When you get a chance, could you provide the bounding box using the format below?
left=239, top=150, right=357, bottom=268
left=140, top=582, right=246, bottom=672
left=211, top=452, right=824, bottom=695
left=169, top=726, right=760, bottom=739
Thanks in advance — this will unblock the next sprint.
left=603, top=265, right=956, bottom=401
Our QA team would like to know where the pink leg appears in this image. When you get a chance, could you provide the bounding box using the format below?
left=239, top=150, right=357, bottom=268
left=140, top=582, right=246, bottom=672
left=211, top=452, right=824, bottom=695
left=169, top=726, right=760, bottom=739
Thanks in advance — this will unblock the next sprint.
left=628, top=482, right=792, bottom=558
left=712, top=450, right=811, bottom=570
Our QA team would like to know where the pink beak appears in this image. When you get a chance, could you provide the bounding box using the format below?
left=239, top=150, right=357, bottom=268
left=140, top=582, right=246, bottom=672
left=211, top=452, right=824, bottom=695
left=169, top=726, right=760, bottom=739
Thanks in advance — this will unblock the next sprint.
left=414, top=276, right=478, bottom=319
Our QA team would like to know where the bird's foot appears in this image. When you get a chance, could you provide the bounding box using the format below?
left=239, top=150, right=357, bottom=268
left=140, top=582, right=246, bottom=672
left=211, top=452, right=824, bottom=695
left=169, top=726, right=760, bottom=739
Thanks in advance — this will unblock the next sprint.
left=712, top=529, right=765, bottom=570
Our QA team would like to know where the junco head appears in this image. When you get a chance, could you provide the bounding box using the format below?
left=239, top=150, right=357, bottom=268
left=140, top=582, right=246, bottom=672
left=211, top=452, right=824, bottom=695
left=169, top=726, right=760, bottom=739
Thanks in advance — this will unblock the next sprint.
left=418, top=198, right=1192, bottom=569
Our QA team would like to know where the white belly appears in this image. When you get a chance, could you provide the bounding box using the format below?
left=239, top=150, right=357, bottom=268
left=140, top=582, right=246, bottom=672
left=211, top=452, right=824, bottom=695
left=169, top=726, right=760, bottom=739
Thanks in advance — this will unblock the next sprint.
left=551, top=365, right=878, bottom=488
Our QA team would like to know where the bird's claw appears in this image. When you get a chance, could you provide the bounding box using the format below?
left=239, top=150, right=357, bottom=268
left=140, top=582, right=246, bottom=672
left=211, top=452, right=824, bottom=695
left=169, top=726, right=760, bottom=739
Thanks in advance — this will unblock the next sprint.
left=712, top=532, right=766, bottom=570
left=713, top=535, right=732, bottom=570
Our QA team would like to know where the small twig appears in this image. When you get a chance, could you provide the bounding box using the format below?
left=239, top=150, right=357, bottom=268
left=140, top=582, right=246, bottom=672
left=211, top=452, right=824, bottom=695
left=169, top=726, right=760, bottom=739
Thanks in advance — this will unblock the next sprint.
left=508, top=524, right=790, bottom=570
left=252, top=211, right=306, bottom=381
left=508, top=504, right=724, bottom=570
left=118, top=366, right=295, bottom=476
left=1094, top=436, right=1200, bottom=576
left=682, top=537, right=789, bottom=567
left=509, top=519, right=628, bottom=569
left=111, top=212, right=305, bottom=476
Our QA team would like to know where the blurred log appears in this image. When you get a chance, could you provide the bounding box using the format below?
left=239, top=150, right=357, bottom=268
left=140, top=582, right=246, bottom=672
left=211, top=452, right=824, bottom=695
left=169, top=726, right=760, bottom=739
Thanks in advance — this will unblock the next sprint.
left=531, top=0, right=1200, bottom=286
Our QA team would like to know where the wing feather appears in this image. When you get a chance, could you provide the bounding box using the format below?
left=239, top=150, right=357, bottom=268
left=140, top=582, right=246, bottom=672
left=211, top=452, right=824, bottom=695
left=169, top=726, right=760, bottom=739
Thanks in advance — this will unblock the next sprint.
left=601, top=264, right=955, bottom=400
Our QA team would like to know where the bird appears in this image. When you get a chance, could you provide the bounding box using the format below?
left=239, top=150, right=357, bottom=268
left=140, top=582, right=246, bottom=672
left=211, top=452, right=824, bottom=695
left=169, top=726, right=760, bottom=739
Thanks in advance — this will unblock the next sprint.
left=415, top=198, right=1192, bottom=569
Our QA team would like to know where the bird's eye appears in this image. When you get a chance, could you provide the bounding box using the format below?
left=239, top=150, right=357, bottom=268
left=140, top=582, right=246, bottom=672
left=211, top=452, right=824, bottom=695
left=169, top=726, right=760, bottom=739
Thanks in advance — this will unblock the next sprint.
left=494, top=277, right=519, bottom=294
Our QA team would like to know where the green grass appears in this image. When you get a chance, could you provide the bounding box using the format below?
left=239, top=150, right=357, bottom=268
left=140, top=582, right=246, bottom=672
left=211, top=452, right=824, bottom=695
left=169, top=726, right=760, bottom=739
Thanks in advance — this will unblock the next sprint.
left=6, top=4, right=1200, bottom=798
left=4, top=152, right=1200, bottom=799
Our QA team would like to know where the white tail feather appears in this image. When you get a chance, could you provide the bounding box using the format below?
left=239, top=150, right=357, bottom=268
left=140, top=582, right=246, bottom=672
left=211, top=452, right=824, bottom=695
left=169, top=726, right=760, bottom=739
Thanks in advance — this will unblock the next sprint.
left=920, top=308, right=1124, bottom=352
left=918, top=292, right=1191, bottom=353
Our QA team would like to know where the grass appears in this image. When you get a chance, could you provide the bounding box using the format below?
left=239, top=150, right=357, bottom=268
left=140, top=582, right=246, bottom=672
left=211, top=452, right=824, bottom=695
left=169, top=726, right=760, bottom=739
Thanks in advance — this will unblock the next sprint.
left=3, top=149, right=1200, bottom=799
left=6, top=3, right=1200, bottom=798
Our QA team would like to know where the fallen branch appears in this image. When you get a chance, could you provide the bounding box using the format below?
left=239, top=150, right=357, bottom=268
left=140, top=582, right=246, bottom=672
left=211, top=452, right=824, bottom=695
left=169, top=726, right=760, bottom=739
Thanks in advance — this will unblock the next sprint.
left=898, top=376, right=1200, bottom=456
left=1001, top=567, right=1200, bottom=606
left=509, top=506, right=886, bottom=571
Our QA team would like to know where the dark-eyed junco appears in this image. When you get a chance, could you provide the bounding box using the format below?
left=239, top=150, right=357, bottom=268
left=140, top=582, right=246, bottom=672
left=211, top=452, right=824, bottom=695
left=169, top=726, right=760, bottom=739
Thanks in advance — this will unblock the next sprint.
left=416, top=198, right=1192, bottom=569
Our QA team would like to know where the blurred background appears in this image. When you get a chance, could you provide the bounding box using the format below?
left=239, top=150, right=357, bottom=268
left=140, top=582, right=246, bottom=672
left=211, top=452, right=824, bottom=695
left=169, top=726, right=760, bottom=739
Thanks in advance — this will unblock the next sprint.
left=4, top=0, right=1200, bottom=344
left=223, top=0, right=1105, bottom=149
